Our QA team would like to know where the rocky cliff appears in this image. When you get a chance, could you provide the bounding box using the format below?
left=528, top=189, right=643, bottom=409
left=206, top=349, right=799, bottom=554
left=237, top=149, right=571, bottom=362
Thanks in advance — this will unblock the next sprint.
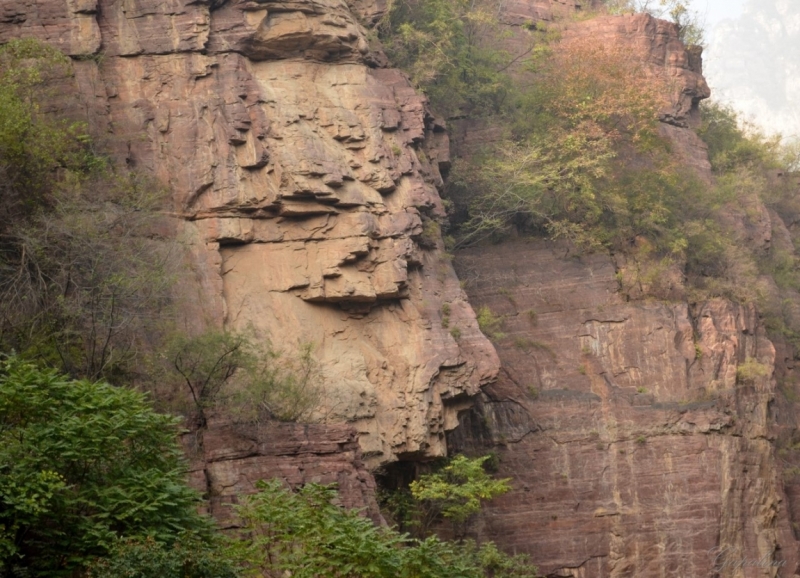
left=0, top=0, right=499, bottom=469
left=446, top=8, right=800, bottom=578
left=4, top=1, right=800, bottom=577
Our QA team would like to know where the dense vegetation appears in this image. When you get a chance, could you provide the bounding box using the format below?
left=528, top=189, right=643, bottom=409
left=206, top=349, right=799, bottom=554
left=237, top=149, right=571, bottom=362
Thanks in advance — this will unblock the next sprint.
left=382, top=0, right=799, bottom=321
left=0, top=358, right=534, bottom=577
left=0, top=359, right=215, bottom=576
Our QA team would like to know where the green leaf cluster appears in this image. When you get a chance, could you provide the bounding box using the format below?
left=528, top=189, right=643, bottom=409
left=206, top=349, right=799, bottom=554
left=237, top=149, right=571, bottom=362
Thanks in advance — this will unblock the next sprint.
left=0, top=39, right=100, bottom=220
left=229, top=478, right=536, bottom=578
left=410, top=455, right=511, bottom=527
left=0, top=357, right=212, bottom=576
left=378, top=0, right=522, bottom=118
left=88, top=536, right=237, bottom=578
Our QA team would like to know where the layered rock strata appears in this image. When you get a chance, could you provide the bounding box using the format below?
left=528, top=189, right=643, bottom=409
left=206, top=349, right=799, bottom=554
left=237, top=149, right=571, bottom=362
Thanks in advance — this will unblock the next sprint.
left=453, top=240, right=800, bottom=577
left=185, top=422, right=381, bottom=526
left=446, top=7, right=800, bottom=577
left=0, top=0, right=499, bottom=466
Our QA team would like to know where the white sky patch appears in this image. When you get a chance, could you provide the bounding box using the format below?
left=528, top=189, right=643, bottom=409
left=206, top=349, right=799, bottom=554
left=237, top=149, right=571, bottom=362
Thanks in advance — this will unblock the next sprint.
left=696, top=0, right=800, bottom=140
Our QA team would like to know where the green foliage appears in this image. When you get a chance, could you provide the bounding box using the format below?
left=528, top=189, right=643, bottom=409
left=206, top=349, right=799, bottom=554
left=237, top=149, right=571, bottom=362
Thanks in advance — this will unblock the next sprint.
left=228, top=479, right=536, bottom=578
left=409, top=455, right=511, bottom=536
left=378, top=0, right=523, bottom=118
left=450, top=33, right=678, bottom=251
left=697, top=102, right=784, bottom=173
left=89, top=536, right=238, bottom=578
left=736, top=358, right=771, bottom=384
left=0, top=39, right=89, bottom=218
left=0, top=39, right=173, bottom=383
left=602, top=0, right=705, bottom=46
left=162, top=330, right=323, bottom=428
left=476, top=306, right=505, bottom=340
left=0, top=357, right=212, bottom=577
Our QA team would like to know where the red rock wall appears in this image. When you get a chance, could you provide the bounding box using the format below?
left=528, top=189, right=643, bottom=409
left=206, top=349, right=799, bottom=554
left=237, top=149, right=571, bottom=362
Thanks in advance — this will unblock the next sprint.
left=184, top=422, right=381, bottom=526
left=452, top=239, right=800, bottom=577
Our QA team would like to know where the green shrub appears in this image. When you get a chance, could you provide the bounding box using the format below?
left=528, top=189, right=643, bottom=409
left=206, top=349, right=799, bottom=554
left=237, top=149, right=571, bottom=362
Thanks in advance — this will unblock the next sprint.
left=378, top=0, right=520, bottom=119
left=0, top=39, right=173, bottom=383
left=0, top=357, right=212, bottom=577
left=476, top=306, right=505, bottom=339
left=89, top=536, right=237, bottom=578
left=230, top=477, right=536, bottom=578
left=161, top=331, right=323, bottom=428
left=736, top=358, right=771, bottom=384
left=409, top=455, right=511, bottom=538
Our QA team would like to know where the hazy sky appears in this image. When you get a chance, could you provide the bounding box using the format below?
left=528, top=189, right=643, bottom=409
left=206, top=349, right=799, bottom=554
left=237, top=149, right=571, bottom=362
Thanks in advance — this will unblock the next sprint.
left=694, top=0, right=746, bottom=31
left=692, top=0, right=800, bottom=138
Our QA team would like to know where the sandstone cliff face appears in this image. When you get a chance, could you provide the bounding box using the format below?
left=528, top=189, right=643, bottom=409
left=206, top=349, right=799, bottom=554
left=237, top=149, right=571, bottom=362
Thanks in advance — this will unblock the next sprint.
left=6, top=1, right=800, bottom=576
left=0, top=0, right=499, bottom=466
left=453, top=240, right=799, bottom=576
left=445, top=9, right=800, bottom=578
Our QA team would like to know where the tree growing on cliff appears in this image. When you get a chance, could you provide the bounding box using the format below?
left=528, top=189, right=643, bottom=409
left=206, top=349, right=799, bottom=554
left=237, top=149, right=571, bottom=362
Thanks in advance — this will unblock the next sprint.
left=450, top=33, right=681, bottom=251
left=160, top=330, right=324, bottom=429
left=0, top=39, right=175, bottom=384
left=409, top=455, right=511, bottom=539
left=378, top=0, right=530, bottom=118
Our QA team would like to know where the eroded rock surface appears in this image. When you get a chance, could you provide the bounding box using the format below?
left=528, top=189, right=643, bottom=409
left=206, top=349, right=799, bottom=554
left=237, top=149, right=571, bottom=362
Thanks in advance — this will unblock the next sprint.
left=0, top=0, right=499, bottom=466
left=185, top=422, right=381, bottom=526
left=452, top=240, right=800, bottom=577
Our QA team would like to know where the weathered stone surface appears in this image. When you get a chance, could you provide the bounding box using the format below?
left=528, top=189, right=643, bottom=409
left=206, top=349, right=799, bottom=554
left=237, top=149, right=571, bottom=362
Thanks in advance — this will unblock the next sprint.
left=565, top=14, right=710, bottom=128
left=0, top=0, right=100, bottom=56
left=185, top=422, right=381, bottom=526
left=452, top=12, right=713, bottom=181
left=207, top=0, right=374, bottom=63
left=0, top=0, right=499, bottom=467
left=452, top=239, right=800, bottom=577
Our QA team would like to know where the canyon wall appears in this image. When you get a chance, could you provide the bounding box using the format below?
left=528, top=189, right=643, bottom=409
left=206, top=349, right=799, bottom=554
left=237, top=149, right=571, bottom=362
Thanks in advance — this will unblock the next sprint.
left=5, top=1, right=800, bottom=577
left=447, top=8, right=800, bottom=578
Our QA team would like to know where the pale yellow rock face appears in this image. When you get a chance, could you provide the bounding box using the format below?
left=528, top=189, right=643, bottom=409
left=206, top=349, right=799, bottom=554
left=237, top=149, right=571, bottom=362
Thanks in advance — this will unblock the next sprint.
left=0, top=0, right=499, bottom=465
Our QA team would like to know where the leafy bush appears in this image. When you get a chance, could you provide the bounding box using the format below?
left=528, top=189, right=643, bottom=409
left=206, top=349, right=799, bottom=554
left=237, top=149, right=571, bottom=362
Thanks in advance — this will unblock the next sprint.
left=0, top=39, right=174, bottom=383
left=451, top=34, right=674, bottom=251
left=160, top=330, right=324, bottom=428
left=736, top=358, right=771, bottom=384
left=228, top=479, right=536, bottom=578
left=409, top=455, right=511, bottom=537
left=0, top=357, right=212, bottom=577
left=378, top=0, right=524, bottom=118
left=476, top=306, right=506, bottom=340
left=89, top=536, right=237, bottom=578
left=0, top=39, right=94, bottom=222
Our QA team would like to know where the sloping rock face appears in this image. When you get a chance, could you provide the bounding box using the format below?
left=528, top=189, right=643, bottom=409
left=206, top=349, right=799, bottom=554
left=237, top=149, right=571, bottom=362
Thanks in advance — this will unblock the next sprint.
left=0, top=0, right=498, bottom=466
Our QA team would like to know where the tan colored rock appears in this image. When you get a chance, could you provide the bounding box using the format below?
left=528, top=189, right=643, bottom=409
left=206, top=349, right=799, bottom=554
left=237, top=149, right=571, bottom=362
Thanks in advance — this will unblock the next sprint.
left=0, top=0, right=499, bottom=467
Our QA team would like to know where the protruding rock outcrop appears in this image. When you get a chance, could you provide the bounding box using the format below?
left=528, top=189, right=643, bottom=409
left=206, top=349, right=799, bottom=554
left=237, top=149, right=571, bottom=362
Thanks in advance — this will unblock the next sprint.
left=0, top=0, right=499, bottom=466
